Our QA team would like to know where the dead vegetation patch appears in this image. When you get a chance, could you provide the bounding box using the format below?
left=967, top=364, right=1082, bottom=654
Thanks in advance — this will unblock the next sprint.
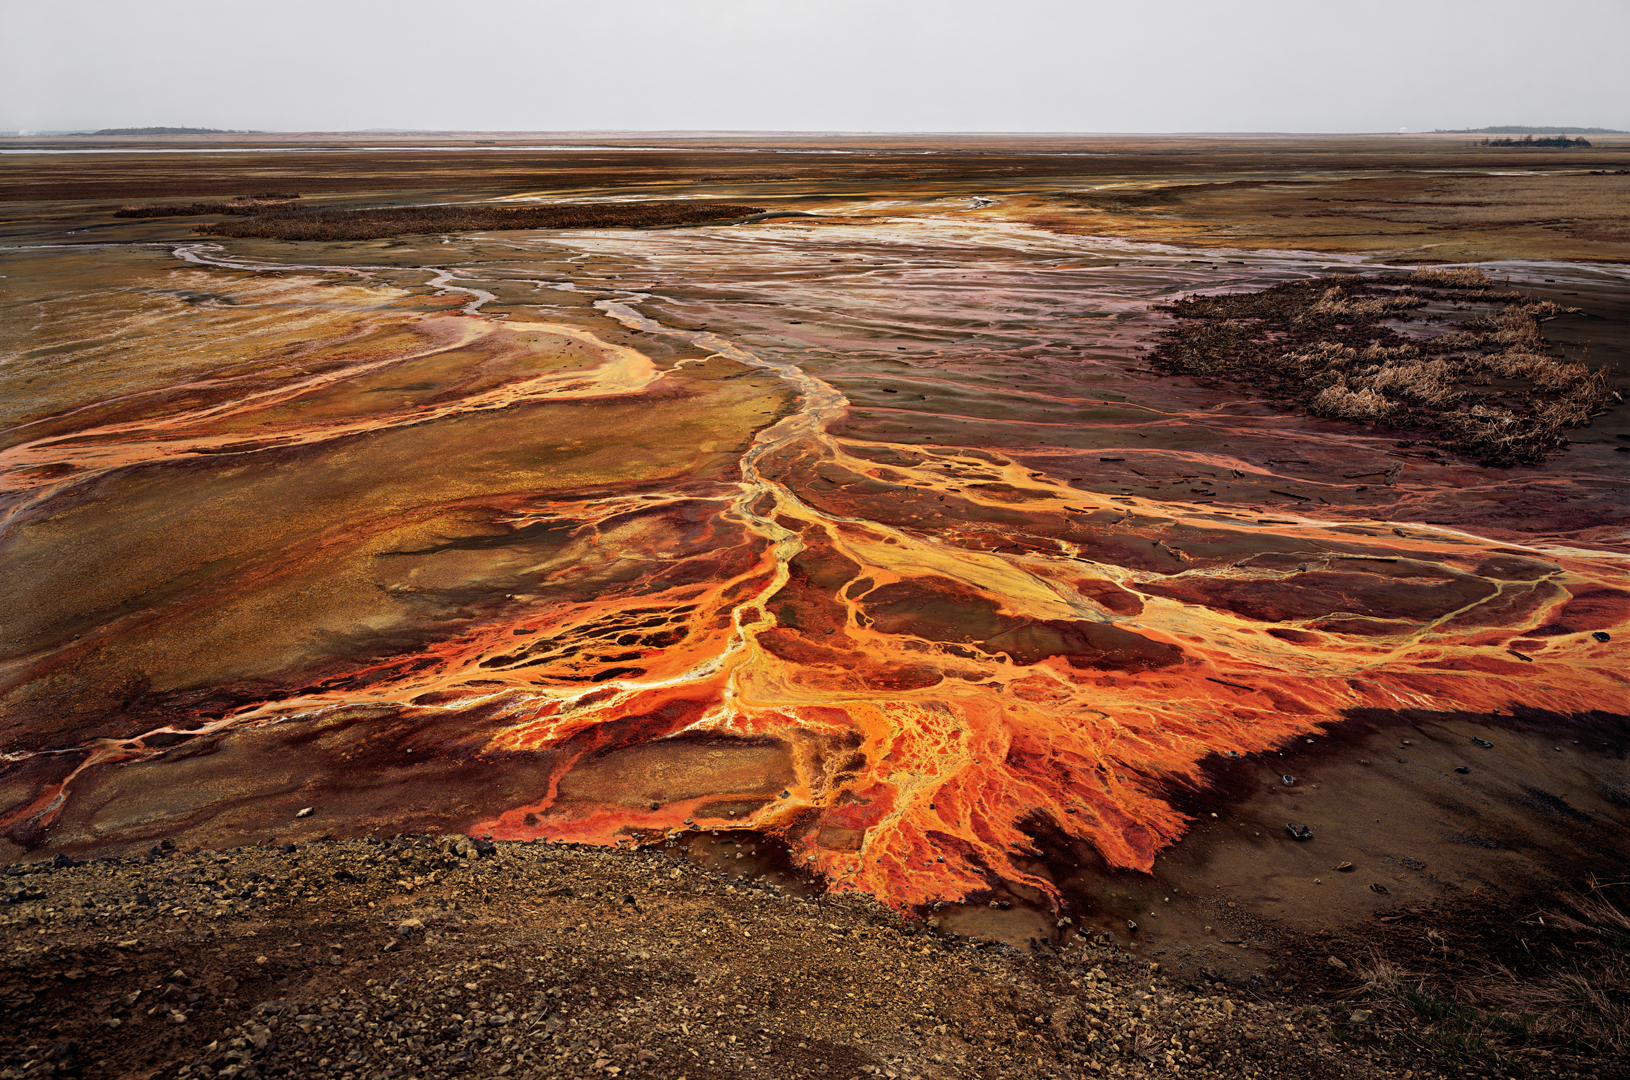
left=192, top=200, right=765, bottom=241
left=1341, top=878, right=1630, bottom=1072
left=114, top=194, right=302, bottom=218
left=1148, top=270, right=1617, bottom=466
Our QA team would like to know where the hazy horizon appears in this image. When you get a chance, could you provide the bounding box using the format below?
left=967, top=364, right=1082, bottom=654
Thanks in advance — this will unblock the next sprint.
left=4, top=0, right=1626, bottom=136
left=6, top=126, right=1628, bottom=138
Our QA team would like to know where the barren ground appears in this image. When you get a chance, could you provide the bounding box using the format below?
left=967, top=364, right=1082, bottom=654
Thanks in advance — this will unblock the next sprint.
left=1, top=133, right=1626, bottom=1080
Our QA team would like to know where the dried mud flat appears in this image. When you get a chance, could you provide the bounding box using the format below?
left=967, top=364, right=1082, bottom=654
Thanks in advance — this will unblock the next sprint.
left=2, top=133, right=1629, bottom=1079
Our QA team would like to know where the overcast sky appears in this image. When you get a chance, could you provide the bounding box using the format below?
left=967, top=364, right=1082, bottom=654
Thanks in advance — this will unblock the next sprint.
left=4, top=0, right=1627, bottom=134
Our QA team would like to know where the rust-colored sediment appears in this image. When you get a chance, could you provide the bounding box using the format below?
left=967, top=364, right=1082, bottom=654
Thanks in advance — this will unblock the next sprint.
left=1, top=140, right=1626, bottom=915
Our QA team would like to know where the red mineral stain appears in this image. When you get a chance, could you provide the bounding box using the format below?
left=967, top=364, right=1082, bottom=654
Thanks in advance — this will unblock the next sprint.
left=1, top=225, right=1625, bottom=922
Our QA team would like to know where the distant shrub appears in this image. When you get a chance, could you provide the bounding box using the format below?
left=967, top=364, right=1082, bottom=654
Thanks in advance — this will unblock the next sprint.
left=1478, top=135, right=1592, bottom=148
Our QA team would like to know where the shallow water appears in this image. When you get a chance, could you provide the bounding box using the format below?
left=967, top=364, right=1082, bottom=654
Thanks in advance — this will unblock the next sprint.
left=1, top=213, right=1624, bottom=910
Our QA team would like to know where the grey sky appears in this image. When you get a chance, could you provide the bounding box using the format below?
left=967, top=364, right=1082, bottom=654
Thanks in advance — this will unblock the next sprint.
left=4, top=0, right=1627, bottom=134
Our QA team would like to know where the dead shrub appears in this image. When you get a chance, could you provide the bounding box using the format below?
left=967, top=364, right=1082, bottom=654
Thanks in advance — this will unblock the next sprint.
left=1309, top=383, right=1398, bottom=422
left=1409, top=266, right=1492, bottom=288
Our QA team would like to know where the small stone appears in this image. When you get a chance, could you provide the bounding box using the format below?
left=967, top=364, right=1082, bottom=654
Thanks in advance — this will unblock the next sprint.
left=1349, top=1009, right=1373, bottom=1023
left=295, top=807, right=314, bottom=819
left=1592, top=631, right=1610, bottom=642
left=1328, top=956, right=1347, bottom=969
left=1333, top=862, right=1354, bottom=872
left=1126, top=919, right=1137, bottom=932
left=1454, top=766, right=1470, bottom=774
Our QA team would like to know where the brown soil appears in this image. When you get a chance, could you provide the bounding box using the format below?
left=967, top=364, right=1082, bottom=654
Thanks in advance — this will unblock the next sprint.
left=2, top=834, right=1609, bottom=1080
left=4, top=133, right=1628, bottom=264
left=195, top=202, right=768, bottom=242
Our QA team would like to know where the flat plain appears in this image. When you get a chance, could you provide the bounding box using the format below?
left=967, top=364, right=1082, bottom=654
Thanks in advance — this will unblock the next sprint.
left=1, top=132, right=1627, bottom=1079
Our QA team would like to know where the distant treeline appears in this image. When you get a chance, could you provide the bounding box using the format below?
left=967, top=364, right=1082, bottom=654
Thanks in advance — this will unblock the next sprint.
left=1434, top=125, right=1625, bottom=135
left=1477, top=135, right=1593, bottom=148
left=92, top=126, right=258, bottom=136
left=194, top=201, right=767, bottom=241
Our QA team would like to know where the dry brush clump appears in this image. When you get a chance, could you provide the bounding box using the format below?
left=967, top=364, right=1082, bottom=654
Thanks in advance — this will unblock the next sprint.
left=1347, top=879, right=1630, bottom=1070
left=194, top=200, right=766, bottom=240
left=1408, top=266, right=1492, bottom=289
left=1149, top=272, right=1617, bottom=466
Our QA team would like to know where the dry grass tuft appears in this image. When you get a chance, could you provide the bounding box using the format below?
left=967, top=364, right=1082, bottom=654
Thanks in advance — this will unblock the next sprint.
left=1409, top=266, right=1492, bottom=289
left=1149, top=273, right=1616, bottom=466
left=1347, top=879, right=1630, bottom=1070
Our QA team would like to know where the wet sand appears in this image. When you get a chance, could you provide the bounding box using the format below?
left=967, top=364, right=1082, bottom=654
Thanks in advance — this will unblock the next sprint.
left=1, top=136, right=1627, bottom=1008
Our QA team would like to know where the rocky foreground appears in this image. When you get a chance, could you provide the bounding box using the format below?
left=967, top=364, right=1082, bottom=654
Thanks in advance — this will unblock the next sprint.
left=0, top=836, right=1611, bottom=1080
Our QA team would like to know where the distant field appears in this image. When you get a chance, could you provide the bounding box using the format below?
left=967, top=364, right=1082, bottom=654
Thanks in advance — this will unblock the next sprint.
left=195, top=200, right=766, bottom=240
